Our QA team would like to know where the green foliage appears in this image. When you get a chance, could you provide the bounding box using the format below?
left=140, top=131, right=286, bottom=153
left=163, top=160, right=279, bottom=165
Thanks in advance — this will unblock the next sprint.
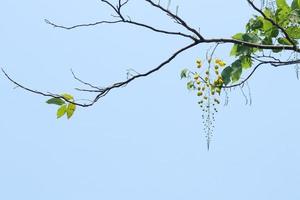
left=227, top=0, right=300, bottom=85
left=286, top=26, right=300, bottom=38
left=221, top=67, right=233, bottom=85
left=62, top=93, right=74, bottom=100
left=276, top=0, right=290, bottom=10
left=57, top=104, right=67, bottom=118
left=230, top=60, right=243, bottom=82
left=46, top=98, right=65, bottom=105
left=66, top=103, right=76, bottom=119
left=292, top=0, right=300, bottom=10
left=46, top=93, right=76, bottom=119
left=240, top=55, right=252, bottom=69
left=278, top=37, right=292, bottom=45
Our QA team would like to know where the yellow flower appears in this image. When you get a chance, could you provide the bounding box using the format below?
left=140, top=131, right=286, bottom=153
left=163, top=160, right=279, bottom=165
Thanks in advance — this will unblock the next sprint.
left=196, top=59, right=202, bottom=68
left=215, top=59, right=221, bottom=64
left=219, top=62, right=226, bottom=67
left=218, top=78, right=224, bottom=84
left=215, top=59, right=226, bottom=67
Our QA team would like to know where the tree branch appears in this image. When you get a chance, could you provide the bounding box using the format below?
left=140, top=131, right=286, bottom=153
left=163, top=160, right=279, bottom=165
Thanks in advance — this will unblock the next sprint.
left=45, top=0, right=196, bottom=41
left=145, top=0, right=205, bottom=40
left=2, top=42, right=199, bottom=107
left=3, top=0, right=300, bottom=109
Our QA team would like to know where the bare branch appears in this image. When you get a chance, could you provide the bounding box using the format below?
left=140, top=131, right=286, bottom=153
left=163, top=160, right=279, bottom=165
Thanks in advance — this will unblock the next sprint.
left=44, top=19, right=122, bottom=29
left=2, top=42, right=198, bottom=107
left=1, top=68, right=92, bottom=107
left=223, top=62, right=263, bottom=89
left=145, top=0, right=205, bottom=40
left=70, top=69, right=102, bottom=91
left=92, top=41, right=199, bottom=103
left=45, top=0, right=196, bottom=40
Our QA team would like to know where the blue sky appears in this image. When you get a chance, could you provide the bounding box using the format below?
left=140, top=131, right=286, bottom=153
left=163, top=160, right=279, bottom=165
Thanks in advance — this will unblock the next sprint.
left=1, top=0, right=300, bottom=199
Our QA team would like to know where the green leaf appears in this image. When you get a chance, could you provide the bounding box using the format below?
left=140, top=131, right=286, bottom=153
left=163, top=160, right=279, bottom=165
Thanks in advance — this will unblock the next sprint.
left=230, top=45, right=238, bottom=56
left=180, top=68, right=189, bottom=79
left=231, top=60, right=243, bottom=82
left=236, top=45, right=253, bottom=56
left=242, top=33, right=260, bottom=43
left=221, top=67, right=233, bottom=85
left=232, top=33, right=244, bottom=40
left=57, top=104, right=67, bottom=119
left=66, top=103, right=76, bottom=119
left=251, top=19, right=263, bottom=30
left=263, top=8, right=275, bottom=19
left=291, top=0, right=300, bottom=10
left=262, top=19, right=273, bottom=32
left=286, top=26, right=300, bottom=39
left=46, top=98, right=65, bottom=106
left=275, top=8, right=291, bottom=27
left=62, top=93, right=74, bottom=101
left=240, top=56, right=252, bottom=69
left=276, top=0, right=290, bottom=10
left=262, top=37, right=273, bottom=45
left=270, top=28, right=279, bottom=38
left=290, top=10, right=300, bottom=23
left=278, top=37, right=292, bottom=45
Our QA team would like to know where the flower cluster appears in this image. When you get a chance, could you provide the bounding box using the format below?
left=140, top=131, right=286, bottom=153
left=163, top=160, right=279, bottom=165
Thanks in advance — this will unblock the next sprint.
left=180, top=58, right=227, bottom=149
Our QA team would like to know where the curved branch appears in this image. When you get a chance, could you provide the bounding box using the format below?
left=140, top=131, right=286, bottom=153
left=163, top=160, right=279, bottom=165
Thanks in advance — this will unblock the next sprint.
left=44, top=19, right=122, bottom=29
left=2, top=42, right=198, bottom=107
left=1, top=68, right=89, bottom=106
left=92, top=41, right=199, bottom=103
left=46, top=19, right=195, bottom=40
left=223, top=62, right=263, bottom=88
left=223, top=57, right=300, bottom=88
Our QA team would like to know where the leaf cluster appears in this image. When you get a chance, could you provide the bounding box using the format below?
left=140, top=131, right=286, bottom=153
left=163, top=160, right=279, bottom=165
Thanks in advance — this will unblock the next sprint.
left=222, top=0, right=300, bottom=85
left=46, top=93, right=76, bottom=119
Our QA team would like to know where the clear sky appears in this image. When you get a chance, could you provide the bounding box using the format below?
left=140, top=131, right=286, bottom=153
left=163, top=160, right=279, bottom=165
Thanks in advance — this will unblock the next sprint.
left=1, top=0, right=300, bottom=199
